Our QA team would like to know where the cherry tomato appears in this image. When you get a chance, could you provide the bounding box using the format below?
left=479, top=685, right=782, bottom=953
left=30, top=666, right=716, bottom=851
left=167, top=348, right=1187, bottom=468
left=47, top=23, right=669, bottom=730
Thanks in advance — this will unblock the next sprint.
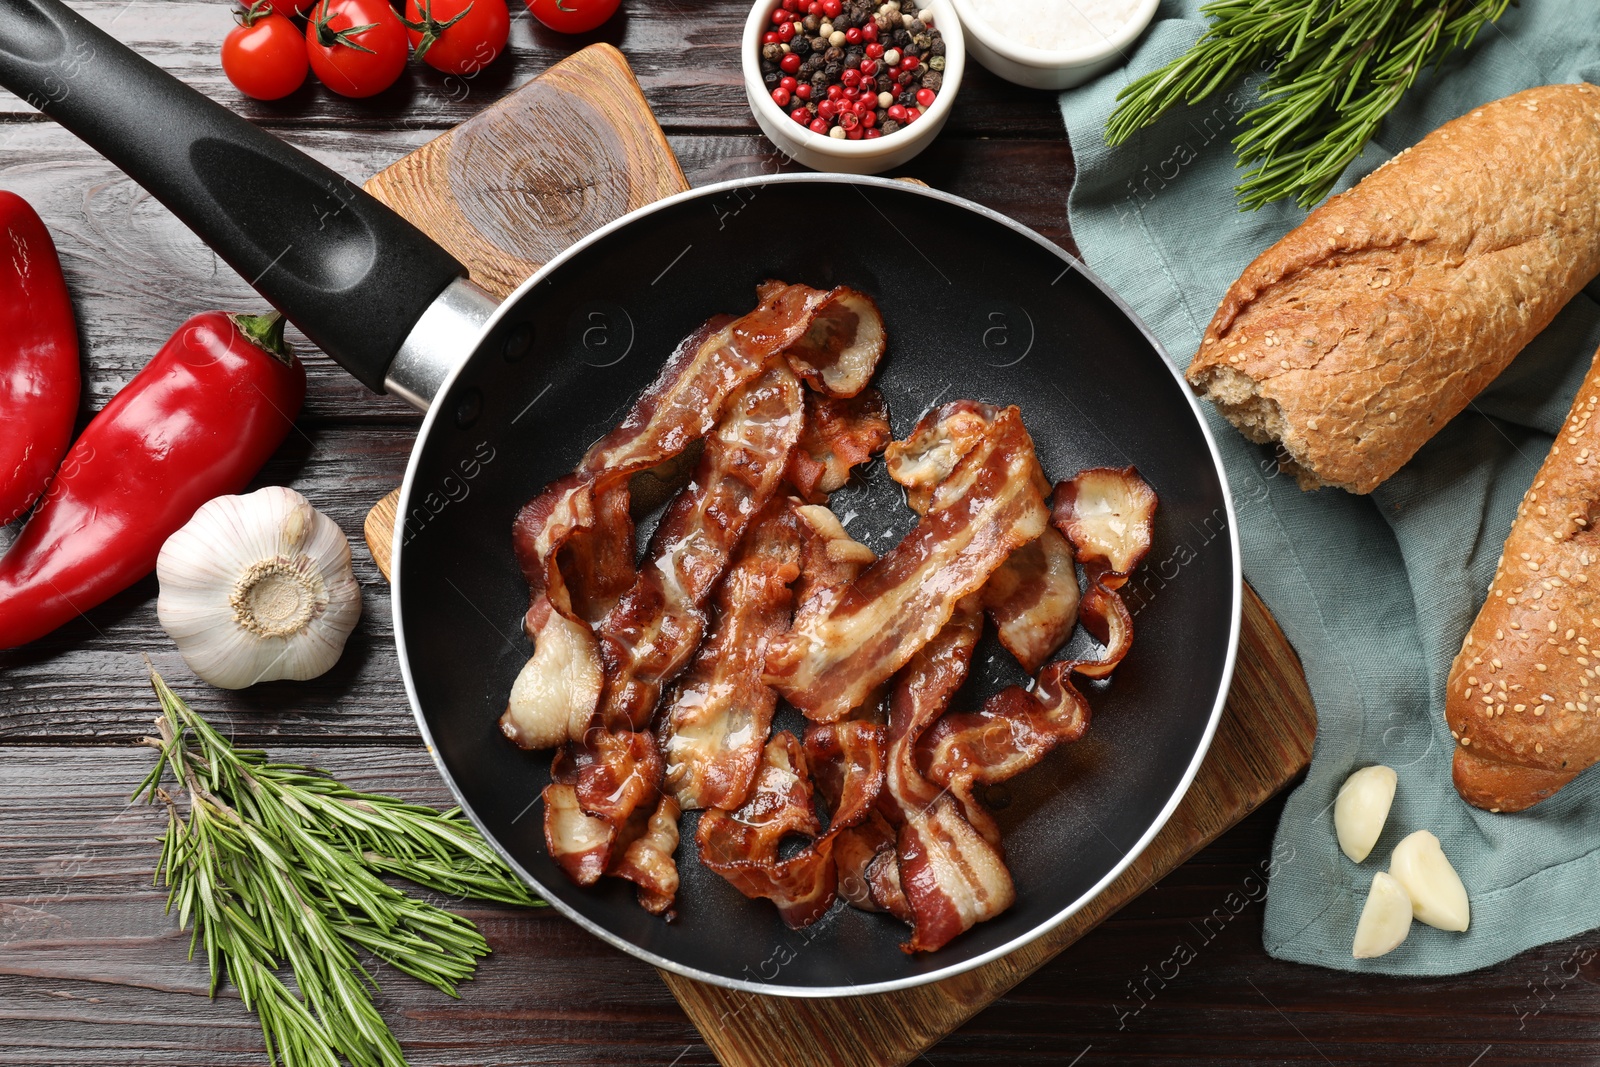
left=524, top=0, right=620, bottom=34
left=220, top=2, right=308, bottom=101
left=404, top=0, right=510, bottom=75
left=306, top=0, right=410, bottom=98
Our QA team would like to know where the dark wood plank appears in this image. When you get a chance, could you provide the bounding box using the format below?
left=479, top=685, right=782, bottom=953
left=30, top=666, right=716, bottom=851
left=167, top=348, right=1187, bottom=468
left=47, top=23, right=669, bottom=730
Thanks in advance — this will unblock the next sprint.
left=6, top=744, right=1600, bottom=1066
left=0, top=2, right=1066, bottom=139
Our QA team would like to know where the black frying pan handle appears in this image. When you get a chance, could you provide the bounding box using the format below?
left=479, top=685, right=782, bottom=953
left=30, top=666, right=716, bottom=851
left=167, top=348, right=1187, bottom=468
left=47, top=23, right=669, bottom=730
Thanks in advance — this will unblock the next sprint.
left=0, top=0, right=468, bottom=393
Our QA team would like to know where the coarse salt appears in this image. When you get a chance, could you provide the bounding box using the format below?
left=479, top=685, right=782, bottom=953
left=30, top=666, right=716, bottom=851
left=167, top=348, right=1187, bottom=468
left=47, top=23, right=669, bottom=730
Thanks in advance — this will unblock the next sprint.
left=965, top=0, right=1138, bottom=52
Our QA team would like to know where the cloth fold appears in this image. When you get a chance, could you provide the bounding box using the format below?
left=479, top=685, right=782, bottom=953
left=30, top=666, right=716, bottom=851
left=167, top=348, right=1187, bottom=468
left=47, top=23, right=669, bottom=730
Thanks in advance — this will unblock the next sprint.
left=1058, top=0, right=1600, bottom=974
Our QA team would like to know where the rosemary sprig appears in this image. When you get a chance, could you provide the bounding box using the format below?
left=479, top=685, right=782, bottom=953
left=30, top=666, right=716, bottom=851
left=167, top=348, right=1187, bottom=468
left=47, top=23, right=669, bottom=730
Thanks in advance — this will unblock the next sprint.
left=135, top=668, right=544, bottom=1067
left=1105, top=0, right=1513, bottom=209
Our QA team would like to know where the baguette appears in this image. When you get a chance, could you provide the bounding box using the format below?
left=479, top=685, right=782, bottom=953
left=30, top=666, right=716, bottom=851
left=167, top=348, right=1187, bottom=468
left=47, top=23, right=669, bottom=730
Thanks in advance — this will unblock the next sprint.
left=1447, top=344, right=1600, bottom=812
left=1187, top=84, right=1600, bottom=494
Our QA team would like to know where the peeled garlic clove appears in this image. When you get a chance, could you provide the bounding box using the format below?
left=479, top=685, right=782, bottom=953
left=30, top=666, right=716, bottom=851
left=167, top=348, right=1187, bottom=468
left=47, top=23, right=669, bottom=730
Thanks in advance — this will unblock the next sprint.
left=500, top=611, right=602, bottom=749
left=1334, top=764, right=1398, bottom=862
left=157, top=486, right=362, bottom=690
left=1389, top=830, right=1470, bottom=932
left=1352, top=871, right=1413, bottom=958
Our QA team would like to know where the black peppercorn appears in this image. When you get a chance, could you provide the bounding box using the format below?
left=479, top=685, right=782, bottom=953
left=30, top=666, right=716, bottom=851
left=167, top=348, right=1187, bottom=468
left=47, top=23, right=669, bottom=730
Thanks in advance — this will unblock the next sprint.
left=762, top=43, right=784, bottom=62
left=908, top=18, right=924, bottom=33
left=882, top=119, right=902, bottom=135
left=764, top=70, right=781, bottom=88
left=930, top=38, right=945, bottom=56
left=921, top=70, right=941, bottom=92
left=824, top=60, right=843, bottom=78
left=825, top=45, right=845, bottom=62
left=903, top=42, right=920, bottom=57
left=803, top=13, right=821, bottom=32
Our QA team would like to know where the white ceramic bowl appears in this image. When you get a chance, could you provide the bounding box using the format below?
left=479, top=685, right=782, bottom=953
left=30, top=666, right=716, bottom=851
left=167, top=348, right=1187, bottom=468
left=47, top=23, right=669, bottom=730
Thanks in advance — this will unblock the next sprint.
left=743, top=0, right=965, bottom=174
left=949, top=0, right=1157, bottom=90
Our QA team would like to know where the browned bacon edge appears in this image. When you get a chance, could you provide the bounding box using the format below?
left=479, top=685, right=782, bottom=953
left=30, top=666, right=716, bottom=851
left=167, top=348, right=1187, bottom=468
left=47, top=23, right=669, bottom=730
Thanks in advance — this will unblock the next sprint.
left=658, top=502, right=802, bottom=812
left=981, top=526, right=1080, bottom=674
left=765, top=406, right=1049, bottom=722
left=785, top=388, right=892, bottom=502
left=696, top=722, right=884, bottom=929
left=773, top=285, right=887, bottom=399
left=878, top=599, right=1016, bottom=953
left=595, top=366, right=805, bottom=730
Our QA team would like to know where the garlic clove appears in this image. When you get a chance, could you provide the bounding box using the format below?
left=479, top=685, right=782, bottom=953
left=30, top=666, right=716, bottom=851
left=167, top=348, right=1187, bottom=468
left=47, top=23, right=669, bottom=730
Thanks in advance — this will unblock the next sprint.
left=1334, top=764, right=1398, bottom=863
left=1352, top=871, right=1413, bottom=958
left=501, top=612, right=602, bottom=749
left=1389, top=830, right=1470, bottom=932
left=157, top=486, right=362, bottom=690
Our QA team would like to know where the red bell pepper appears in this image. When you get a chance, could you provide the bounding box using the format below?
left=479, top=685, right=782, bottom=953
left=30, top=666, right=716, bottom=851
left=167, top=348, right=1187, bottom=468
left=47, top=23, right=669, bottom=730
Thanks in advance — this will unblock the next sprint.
left=0, top=191, right=81, bottom=526
left=0, top=311, right=305, bottom=648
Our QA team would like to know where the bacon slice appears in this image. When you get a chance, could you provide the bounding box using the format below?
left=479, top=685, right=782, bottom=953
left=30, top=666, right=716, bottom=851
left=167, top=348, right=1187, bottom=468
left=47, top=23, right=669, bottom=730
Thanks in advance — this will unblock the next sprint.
left=918, top=659, right=1093, bottom=792
left=777, top=286, right=887, bottom=398
left=659, top=503, right=802, bottom=812
left=981, top=526, right=1080, bottom=674
left=766, top=406, right=1049, bottom=722
left=697, top=722, right=884, bottom=928
left=610, top=796, right=682, bottom=917
left=501, top=610, right=604, bottom=749
left=879, top=599, right=1016, bottom=953
left=542, top=784, right=613, bottom=886
left=596, top=366, right=805, bottom=729
left=505, top=285, right=833, bottom=751
left=1052, top=467, right=1158, bottom=581
left=883, top=400, right=997, bottom=515
left=785, top=388, right=892, bottom=501
left=834, top=810, right=897, bottom=912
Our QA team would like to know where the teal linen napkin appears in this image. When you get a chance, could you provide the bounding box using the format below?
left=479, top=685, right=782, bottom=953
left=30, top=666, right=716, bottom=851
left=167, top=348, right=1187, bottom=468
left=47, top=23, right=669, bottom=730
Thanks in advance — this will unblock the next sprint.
left=1058, top=2, right=1600, bottom=974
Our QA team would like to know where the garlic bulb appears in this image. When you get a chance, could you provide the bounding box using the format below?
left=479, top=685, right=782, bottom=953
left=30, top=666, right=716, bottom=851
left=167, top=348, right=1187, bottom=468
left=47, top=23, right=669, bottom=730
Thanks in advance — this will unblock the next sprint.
left=158, top=486, right=362, bottom=689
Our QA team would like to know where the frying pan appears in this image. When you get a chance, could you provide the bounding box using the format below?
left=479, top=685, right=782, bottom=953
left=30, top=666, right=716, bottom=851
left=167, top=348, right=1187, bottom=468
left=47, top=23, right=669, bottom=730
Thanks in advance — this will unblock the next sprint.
left=0, top=0, right=1242, bottom=996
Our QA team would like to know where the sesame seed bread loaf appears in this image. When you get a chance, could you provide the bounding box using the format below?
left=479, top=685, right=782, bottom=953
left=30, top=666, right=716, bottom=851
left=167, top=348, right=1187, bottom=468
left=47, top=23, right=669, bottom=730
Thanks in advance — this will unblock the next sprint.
left=1447, top=344, right=1600, bottom=812
left=1187, top=83, right=1600, bottom=494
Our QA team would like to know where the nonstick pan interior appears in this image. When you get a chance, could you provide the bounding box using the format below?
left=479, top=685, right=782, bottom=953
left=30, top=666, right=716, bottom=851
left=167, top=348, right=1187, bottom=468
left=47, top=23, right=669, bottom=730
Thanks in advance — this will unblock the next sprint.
left=393, top=175, right=1239, bottom=995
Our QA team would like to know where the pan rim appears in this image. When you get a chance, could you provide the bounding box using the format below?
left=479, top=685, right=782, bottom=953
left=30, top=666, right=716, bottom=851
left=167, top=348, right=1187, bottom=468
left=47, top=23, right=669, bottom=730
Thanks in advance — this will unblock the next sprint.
left=391, top=172, right=1243, bottom=998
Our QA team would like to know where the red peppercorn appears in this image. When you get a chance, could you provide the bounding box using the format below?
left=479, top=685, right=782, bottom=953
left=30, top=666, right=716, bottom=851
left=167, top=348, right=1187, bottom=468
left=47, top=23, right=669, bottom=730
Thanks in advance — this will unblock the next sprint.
left=826, top=84, right=844, bottom=99
left=840, top=67, right=860, bottom=86
left=818, top=99, right=837, bottom=119
left=886, top=104, right=908, bottom=123
left=845, top=26, right=862, bottom=43
left=838, top=109, right=859, bottom=130
left=865, top=128, right=882, bottom=139
left=862, top=21, right=878, bottom=41
left=866, top=42, right=883, bottom=58
left=770, top=7, right=786, bottom=25
left=780, top=75, right=798, bottom=90
left=809, top=117, right=830, bottom=134
left=762, top=30, right=780, bottom=43
left=821, top=0, right=840, bottom=16
left=780, top=51, right=801, bottom=73
left=904, top=106, right=919, bottom=123
left=862, top=110, right=876, bottom=127
left=782, top=0, right=799, bottom=11
left=796, top=83, right=812, bottom=100
left=900, top=54, right=919, bottom=70
left=916, top=87, right=935, bottom=108
left=847, top=127, right=863, bottom=140
left=771, top=86, right=791, bottom=107
left=859, top=59, right=877, bottom=75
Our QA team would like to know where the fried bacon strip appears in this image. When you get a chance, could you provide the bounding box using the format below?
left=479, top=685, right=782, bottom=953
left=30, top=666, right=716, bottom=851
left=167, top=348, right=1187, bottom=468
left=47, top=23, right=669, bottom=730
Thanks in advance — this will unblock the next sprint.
left=595, top=366, right=805, bottom=730
left=610, top=796, right=682, bottom=916
left=981, top=526, right=1080, bottom=674
left=879, top=599, right=1016, bottom=953
left=504, top=284, right=833, bottom=751
left=659, top=503, right=802, bottom=812
left=1053, top=466, right=1159, bottom=580
left=696, top=723, right=884, bottom=928
left=915, top=469, right=1159, bottom=795
left=766, top=406, right=1049, bottom=722
left=889, top=401, right=1079, bottom=673
left=773, top=284, right=888, bottom=398
left=785, top=388, right=892, bottom=501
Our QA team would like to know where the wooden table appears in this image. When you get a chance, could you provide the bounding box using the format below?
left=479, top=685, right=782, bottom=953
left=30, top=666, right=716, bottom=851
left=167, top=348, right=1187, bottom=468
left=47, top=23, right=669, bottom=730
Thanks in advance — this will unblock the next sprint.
left=2, top=3, right=1599, bottom=1064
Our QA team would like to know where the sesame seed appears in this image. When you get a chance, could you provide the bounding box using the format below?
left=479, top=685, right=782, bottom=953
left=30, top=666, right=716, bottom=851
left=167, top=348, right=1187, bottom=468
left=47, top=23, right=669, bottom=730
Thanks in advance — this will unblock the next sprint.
left=1536, top=706, right=1547, bottom=716
left=1537, top=742, right=1544, bottom=753
left=1515, top=704, right=1526, bottom=711
left=1550, top=621, right=1559, bottom=632
left=1462, top=737, right=1473, bottom=746
left=1536, top=663, right=1548, bottom=671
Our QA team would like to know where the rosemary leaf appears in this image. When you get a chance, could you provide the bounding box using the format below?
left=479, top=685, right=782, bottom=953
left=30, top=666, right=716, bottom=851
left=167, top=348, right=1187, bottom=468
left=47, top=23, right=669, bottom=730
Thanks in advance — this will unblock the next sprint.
left=136, top=668, right=545, bottom=1067
left=1104, top=0, right=1513, bottom=209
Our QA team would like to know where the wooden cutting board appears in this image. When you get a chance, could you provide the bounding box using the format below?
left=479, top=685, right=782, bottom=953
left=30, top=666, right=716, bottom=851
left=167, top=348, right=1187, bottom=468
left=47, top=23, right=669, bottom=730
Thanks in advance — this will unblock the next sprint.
left=358, top=43, right=1317, bottom=1067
